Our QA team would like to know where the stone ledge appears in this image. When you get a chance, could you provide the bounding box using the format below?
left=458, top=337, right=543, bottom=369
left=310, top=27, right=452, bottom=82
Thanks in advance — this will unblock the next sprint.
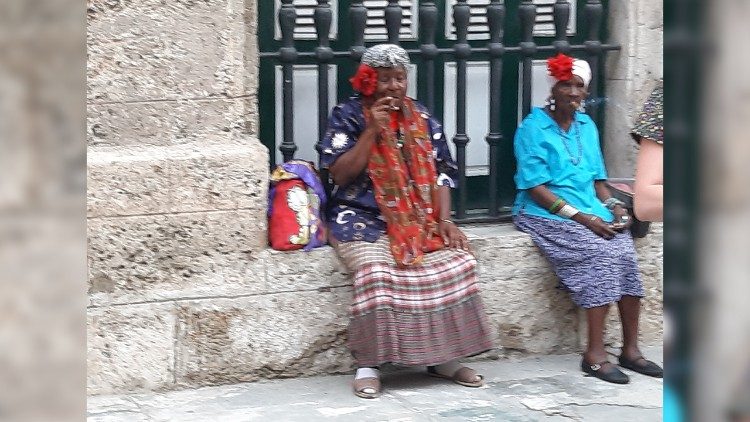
left=88, top=210, right=269, bottom=307
left=87, top=137, right=268, bottom=218
left=88, top=239, right=349, bottom=308
left=87, top=97, right=257, bottom=148
left=88, top=223, right=662, bottom=395
left=173, top=291, right=354, bottom=389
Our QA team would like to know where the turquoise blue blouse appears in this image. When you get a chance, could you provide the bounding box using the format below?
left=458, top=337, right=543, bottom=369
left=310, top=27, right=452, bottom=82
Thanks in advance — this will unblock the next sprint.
left=512, top=107, right=613, bottom=223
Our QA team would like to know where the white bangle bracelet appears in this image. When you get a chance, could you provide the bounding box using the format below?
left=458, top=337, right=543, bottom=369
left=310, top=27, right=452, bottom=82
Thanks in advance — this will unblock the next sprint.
left=556, top=204, right=580, bottom=219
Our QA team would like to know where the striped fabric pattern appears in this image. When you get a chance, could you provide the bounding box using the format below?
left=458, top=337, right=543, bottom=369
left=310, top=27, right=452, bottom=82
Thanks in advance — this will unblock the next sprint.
left=335, top=238, right=494, bottom=367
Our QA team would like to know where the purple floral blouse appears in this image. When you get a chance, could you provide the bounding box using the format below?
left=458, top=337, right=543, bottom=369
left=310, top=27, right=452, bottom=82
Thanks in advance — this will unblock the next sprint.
left=319, top=96, right=458, bottom=243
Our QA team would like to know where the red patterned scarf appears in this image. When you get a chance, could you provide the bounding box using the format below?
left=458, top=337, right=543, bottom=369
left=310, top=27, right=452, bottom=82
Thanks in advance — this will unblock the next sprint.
left=365, top=97, right=445, bottom=266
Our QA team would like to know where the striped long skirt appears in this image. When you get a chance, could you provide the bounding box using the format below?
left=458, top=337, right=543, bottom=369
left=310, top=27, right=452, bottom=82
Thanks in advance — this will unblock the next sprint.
left=334, top=237, right=494, bottom=367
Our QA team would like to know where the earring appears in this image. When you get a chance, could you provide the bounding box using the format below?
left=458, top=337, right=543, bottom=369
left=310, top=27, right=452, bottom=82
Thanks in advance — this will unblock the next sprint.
left=546, top=97, right=556, bottom=111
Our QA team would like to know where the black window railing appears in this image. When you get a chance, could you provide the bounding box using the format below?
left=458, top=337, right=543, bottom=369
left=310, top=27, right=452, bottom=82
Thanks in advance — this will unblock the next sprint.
left=260, top=0, right=620, bottom=224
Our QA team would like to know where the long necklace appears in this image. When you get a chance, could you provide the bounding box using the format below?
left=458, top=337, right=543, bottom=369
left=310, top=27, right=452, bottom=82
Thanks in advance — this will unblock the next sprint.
left=559, top=121, right=583, bottom=165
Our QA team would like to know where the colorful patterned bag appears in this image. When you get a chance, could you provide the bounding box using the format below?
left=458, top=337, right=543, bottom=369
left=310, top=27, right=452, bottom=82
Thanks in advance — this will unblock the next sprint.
left=268, top=160, right=327, bottom=251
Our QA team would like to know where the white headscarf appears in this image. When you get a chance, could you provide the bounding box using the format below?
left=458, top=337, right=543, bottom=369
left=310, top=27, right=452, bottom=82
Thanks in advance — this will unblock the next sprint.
left=571, top=59, right=592, bottom=88
left=547, top=58, right=592, bottom=89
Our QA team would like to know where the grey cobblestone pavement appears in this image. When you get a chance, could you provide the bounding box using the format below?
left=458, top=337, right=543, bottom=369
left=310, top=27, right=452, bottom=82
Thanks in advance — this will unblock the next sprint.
left=88, top=346, right=662, bottom=421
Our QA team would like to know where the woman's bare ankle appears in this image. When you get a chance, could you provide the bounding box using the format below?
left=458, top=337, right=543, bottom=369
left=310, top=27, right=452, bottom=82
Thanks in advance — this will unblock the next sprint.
left=583, top=350, right=608, bottom=364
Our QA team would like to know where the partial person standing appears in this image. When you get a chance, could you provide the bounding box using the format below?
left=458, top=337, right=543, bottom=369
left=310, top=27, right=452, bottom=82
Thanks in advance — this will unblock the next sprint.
left=631, top=80, right=664, bottom=221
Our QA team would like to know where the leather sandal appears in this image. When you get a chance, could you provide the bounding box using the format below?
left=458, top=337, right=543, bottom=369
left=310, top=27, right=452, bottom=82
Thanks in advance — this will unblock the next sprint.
left=581, top=358, right=630, bottom=384
left=427, top=365, right=484, bottom=388
left=352, top=377, right=381, bottom=399
left=618, top=355, right=663, bottom=378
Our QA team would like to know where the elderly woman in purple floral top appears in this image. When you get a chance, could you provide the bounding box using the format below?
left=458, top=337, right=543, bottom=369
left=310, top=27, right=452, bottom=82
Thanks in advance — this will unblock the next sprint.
left=319, top=44, right=494, bottom=399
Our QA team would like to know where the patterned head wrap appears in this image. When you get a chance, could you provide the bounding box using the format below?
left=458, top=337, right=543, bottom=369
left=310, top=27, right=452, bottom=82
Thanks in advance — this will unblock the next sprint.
left=361, top=44, right=411, bottom=68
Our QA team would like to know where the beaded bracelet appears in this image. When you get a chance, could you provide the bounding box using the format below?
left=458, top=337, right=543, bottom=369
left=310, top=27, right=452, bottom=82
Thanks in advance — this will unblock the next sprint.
left=548, top=198, right=565, bottom=213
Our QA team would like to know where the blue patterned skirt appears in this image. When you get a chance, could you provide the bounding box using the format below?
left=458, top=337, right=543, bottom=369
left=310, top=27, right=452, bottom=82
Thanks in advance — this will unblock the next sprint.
left=513, top=213, right=644, bottom=309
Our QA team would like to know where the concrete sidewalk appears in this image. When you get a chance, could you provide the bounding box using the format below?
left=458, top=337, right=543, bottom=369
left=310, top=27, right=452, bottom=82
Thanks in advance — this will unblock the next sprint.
left=88, top=346, right=663, bottom=421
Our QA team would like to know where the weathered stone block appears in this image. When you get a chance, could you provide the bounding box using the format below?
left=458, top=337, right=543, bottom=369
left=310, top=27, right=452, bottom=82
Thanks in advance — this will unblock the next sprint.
left=605, top=1, right=634, bottom=82
left=264, top=246, right=351, bottom=292
left=634, top=27, right=664, bottom=81
left=602, top=78, right=639, bottom=178
left=637, top=1, right=664, bottom=30
left=87, top=138, right=268, bottom=217
left=470, top=232, right=580, bottom=355
left=86, top=0, right=255, bottom=102
left=87, top=303, right=177, bottom=395
left=87, top=98, right=257, bottom=147
left=631, top=224, right=664, bottom=346
left=88, top=210, right=267, bottom=306
left=173, top=290, right=355, bottom=388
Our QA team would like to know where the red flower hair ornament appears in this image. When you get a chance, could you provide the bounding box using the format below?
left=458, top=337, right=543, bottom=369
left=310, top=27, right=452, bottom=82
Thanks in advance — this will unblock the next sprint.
left=547, top=53, right=574, bottom=82
left=349, top=64, right=378, bottom=97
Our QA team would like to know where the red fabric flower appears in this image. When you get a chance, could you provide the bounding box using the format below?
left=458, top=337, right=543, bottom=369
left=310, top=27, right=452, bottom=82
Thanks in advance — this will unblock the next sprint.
left=349, top=64, right=378, bottom=96
left=547, top=53, right=574, bottom=82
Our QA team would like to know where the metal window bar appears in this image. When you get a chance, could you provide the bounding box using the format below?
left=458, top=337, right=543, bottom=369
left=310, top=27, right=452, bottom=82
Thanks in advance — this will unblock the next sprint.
left=418, top=1, right=439, bottom=114
left=485, top=0, right=505, bottom=218
left=552, top=0, right=571, bottom=54
left=315, top=0, right=334, bottom=146
left=583, top=0, right=604, bottom=126
left=452, top=0, right=471, bottom=220
left=385, top=0, right=404, bottom=44
left=519, top=0, right=537, bottom=119
left=263, top=0, right=620, bottom=224
left=278, top=0, right=298, bottom=162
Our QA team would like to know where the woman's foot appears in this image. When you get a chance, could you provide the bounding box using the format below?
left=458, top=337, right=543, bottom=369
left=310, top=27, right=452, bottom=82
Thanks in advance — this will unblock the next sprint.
left=352, top=367, right=381, bottom=399
left=427, top=360, right=484, bottom=387
left=619, top=347, right=663, bottom=378
left=618, top=354, right=663, bottom=378
left=581, top=357, right=630, bottom=384
left=581, top=351, right=630, bottom=384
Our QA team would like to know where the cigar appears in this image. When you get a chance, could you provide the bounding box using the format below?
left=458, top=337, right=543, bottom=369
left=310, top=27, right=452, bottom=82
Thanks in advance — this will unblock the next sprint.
left=388, top=97, right=400, bottom=111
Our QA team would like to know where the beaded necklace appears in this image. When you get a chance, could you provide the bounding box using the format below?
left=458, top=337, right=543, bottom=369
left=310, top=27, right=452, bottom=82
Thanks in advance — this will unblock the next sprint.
left=558, top=121, right=582, bottom=166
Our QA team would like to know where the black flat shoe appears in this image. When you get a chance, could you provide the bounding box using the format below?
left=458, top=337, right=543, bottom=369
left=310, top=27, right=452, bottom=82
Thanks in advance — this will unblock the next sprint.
left=581, top=358, right=630, bottom=384
left=618, top=355, right=663, bottom=378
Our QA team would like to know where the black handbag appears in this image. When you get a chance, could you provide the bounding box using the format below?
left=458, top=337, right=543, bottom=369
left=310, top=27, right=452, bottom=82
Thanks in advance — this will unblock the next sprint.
left=606, top=179, right=651, bottom=238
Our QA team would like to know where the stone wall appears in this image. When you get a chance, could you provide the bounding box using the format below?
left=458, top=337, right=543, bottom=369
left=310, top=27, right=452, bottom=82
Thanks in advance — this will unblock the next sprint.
left=88, top=223, right=662, bottom=395
left=603, top=1, right=663, bottom=177
left=86, top=0, right=270, bottom=394
left=86, top=0, right=259, bottom=147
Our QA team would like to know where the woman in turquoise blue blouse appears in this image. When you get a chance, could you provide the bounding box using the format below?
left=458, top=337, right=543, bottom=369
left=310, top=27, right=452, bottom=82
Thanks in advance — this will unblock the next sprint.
left=512, top=54, right=662, bottom=385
